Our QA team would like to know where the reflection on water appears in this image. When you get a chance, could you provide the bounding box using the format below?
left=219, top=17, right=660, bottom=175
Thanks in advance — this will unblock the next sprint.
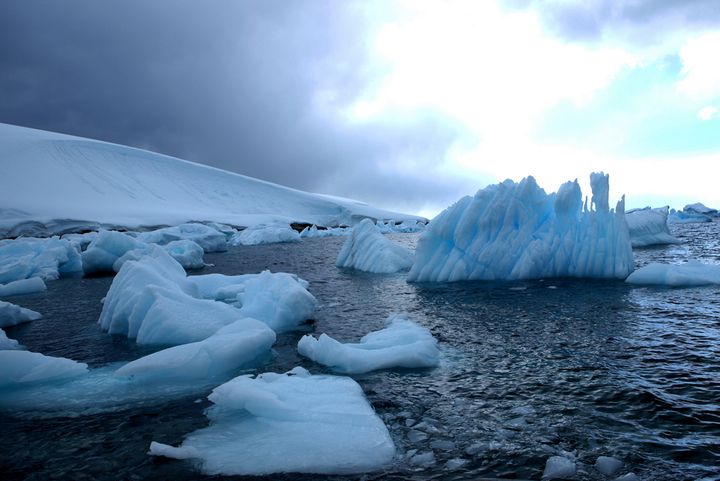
left=2, top=223, right=719, bottom=480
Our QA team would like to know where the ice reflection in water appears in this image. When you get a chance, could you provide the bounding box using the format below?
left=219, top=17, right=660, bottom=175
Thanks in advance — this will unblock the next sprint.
left=2, top=222, right=719, bottom=480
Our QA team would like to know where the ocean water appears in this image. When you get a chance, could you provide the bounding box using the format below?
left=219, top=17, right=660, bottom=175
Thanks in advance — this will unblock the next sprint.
left=1, top=221, right=719, bottom=481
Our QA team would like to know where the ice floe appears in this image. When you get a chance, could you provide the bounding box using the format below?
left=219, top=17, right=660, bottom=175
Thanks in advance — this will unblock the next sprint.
left=229, top=222, right=301, bottom=246
left=0, top=300, right=42, bottom=327
left=298, top=314, right=439, bottom=374
left=336, top=218, right=414, bottom=273
left=408, top=173, right=633, bottom=282
left=0, top=277, right=47, bottom=297
left=0, top=236, right=82, bottom=283
left=0, top=350, right=88, bottom=387
left=149, top=367, right=396, bottom=475
left=136, top=223, right=227, bottom=252
left=626, top=261, right=720, bottom=287
left=542, top=455, right=576, bottom=479
left=299, top=225, right=352, bottom=238
left=625, top=206, right=679, bottom=247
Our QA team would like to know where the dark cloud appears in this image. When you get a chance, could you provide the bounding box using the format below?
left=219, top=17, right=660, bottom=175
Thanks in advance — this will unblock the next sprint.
left=0, top=0, right=471, bottom=215
left=504, top=0, right=720, bottom=45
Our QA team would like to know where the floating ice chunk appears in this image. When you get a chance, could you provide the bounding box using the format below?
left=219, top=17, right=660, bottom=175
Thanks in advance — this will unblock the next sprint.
left=0, top=328, right=20, bottom=350
left=113, top=240, right=205, bottom=271
left=595, top=456, right=623, bottom=476
left=100, top=249, right=315, bottom=343
left=299, top=225, right=351, bottom=238
left=0, top=277, right=47, bottom=297
left=683, top=202, right=718, bottom=216
left=137, top=223, right=227, bottom=252
left=0, top=236, right=82, bottom=283
left=445, top=458, right=468, bottom=470
left=237, top=270, right=317, bottom=332
left=336, top=219, right=414, bottom=273
left=542, top=455, right=577, bottom=479
left=625, top=207, right=679, bottom=247
left=114, top=318, right=275, bottom=382
left=298, top=314, right=439, bottom=374
left=229, top=222, right=301, bottom=246
left=668, top=209, right=712, bottom=224
left=61, top=232, right=98, bottom=251
left=149, top=368, right=395, bottom=475
left=409, top=451, right=436, bottom=467
left=626, top=261, right=720, bottom=287
left=614, top=473, right=639, bottom=481
left=0, top=300, right=42, bottom=327
left=408, top=173, right=633, bottom=282
left=0, top=350, right=88, bottom=387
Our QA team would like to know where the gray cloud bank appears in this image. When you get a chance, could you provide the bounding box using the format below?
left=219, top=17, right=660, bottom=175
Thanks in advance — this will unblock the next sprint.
left=0, top=0, right=476, bottom=216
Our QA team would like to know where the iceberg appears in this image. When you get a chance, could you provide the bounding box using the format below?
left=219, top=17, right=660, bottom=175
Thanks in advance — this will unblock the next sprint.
left=99, top=249, right=316, bottom=344
left=299, top=225, right=352, bottom=238
left=625, top=206, right=679, bottom=247
left=336, top=219, right=414, bottom=273
left=137, top=223, right=227, bottom=252
left=0, top=236, right=82, bottom=284
left=625, top=262, right=720, bottom=287
left=408, top=173, right=634, bottom=282
left=683, top=202, right=718, bottom=216
left=0, top=350, right=88, bottom=387
left=0, top=300, right=42, bottom=328
left=668, top=209, right=712, bottom=224
left=298, top=314, right=439, bottom=374
left=0, top=328, right=20, bottom=350
left=0, top=277, right=47, bottom=297
left=229, top=222, right=301, bottom=246
left=149, top=367, right=396, bottom=475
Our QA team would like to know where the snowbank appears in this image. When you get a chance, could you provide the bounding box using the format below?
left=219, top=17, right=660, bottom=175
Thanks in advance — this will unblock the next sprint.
left=99, top=249, right=316, bottom=344
left=149, top=367, right=395, bottom=475
left=229, top=223, right=300, bottom=246
left=114, top=318, right=275, bottom=382
left=0, top=237, right=82, bottom=283
left=0, top=300, right=42, bottom=327
left=137, top=223, right=227, bottom=252
left=625, top=207, right=679, bottom=247
left=408, top=173, right=634, bottom=282
left=336, top=219, right=414, bottom=273
left=0, top=350, right=88, bottom=387
left=0, top=277, right=47, bottom=297
left=298, top=314, right=439, bottom=373
left=0, top=123, right=423, bottom=238
left=626, top=262, right=720, bottom=287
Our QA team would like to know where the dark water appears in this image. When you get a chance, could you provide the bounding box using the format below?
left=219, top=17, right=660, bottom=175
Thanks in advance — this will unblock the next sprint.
left=2, top=222, right=719, bottom=481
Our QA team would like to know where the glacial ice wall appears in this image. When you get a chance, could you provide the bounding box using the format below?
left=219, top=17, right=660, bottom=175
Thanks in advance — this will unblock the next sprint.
left=407, top=173, right=634, bottom=282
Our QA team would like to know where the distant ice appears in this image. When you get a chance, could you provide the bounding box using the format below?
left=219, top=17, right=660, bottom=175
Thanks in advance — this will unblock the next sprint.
left=0, top=328, right=20, bottom=350
left=336, top=219, right=414, bottom=273
left=408, top=173, right=634, bottom=282
left=0, top=300, right=42, bottom=328
left=100, top=249, right=316, bottom=344
left=377, top=219, right=426, bottom=233
left=149, top=367, right=396, bottom=475
left=626, top=261, right=720, bottom=287
left=0, top=277, right=47, bottom=297
left=667, top=209, right=713, bottom=224
left=298, top=314, right=439, bottom=373
left=0, top=350, right=88, bottom=387
left=683, top=202, right=718, bottom=216
left=229, top=222, right=300, bottom=246
left=299, top=225, right=352, bottom=238
left=0, top=236, right=82, bottom=283
left=625, top=206, right=679, bottom=247
left=137, top=223, right=227, bottom=252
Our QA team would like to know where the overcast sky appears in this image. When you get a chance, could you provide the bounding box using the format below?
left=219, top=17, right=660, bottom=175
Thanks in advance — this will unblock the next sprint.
left=1, top=0, right=719, bottom=217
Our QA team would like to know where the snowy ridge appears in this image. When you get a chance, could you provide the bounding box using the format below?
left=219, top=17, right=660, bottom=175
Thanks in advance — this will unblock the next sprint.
left=0, top=123, right=423, bottom=237
left=408, top=173, right=634, bottom=282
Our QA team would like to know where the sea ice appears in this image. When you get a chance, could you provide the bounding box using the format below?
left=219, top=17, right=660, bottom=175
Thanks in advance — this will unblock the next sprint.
left=298, top=314, right=439, bottom=374
left=0, top=350, right=88, bottom=387
left=299, top=225, right=352, bottom=238
left=137, top=223, right=228, bottom=252
left=229, top=222, right=301, bottom=246
left=0, top=328, right=20, bottom=350
left=0, top=277, right=47, bottom=297
left=542, top=455, right=576, bottom=479
left=0, top=236, right=82, bottom=283
left=149, top=367, right=396, bottom=475
left=0, top=300, right=42, bottom=327
left=408, top=173, right=634, bottom=282
left=625, top=261, right=720, bottom=287
left=668, top=209, right=712, bottom=224
left=595, top=456, right=623, bottom=476
left=336, top=219, right=414, bottom=273
left=625, top=207, right=679, bottom=247
left=114, top=318, right=275, bottom=382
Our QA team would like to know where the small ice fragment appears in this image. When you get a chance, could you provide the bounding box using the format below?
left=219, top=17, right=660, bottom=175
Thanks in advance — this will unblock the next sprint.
left=595, top=456, right=623, bottom=476
left=542, top=455, right=576, bottom=479
left=446, top=458, right=468, bottom=470
left=409, top=451, right=436, bottom=467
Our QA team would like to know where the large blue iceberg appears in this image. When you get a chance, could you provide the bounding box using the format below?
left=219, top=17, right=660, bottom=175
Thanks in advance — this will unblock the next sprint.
left=408, top=173, right=634, bottom=282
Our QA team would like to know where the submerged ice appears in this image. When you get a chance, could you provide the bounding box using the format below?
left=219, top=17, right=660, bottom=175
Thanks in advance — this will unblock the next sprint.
left=336, top=219, right=414, bottom=273
left=149, top=367, right=396, bottom=475
left=408, top=173, right=633, bottom=282
left=298, top=314, right=439, bottom=374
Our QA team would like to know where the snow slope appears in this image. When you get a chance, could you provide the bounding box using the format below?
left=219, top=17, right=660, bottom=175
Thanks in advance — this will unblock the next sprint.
left=0, top=123, right=423, bottom=237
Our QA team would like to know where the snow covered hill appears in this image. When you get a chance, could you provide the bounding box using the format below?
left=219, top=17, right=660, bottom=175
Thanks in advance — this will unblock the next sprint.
left=0, top=123, right=423, bottom=237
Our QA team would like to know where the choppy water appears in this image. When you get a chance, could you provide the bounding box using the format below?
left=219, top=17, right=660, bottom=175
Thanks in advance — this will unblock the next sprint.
left=2, top=222, right=719, bottom=481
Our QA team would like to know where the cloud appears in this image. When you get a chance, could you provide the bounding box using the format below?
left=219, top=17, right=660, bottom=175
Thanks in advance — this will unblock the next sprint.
left=698, top=106, right=719, bottom=121
left=677, top=31, right=720, bottom=98
left=0, top=0, right=471, bottom=214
